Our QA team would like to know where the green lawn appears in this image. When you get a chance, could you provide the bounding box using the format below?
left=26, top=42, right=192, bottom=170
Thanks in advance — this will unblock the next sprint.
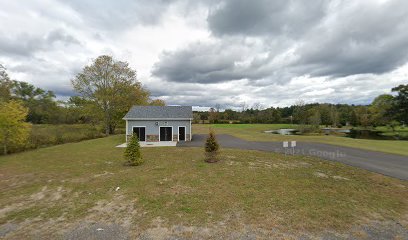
left=0, top=135, right=407, bottom=238
left=194, top=124, right=408, bottom=156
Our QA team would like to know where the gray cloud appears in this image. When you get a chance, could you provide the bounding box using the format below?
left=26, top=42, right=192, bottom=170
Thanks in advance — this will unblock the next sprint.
left=2, top=0, right=408, bottom=108
left=207, top=0, right=328, bottom=37
left=293, top=0, right=408, bottom=77
left=58, top=0, right=178, bottom=31
left=152, top=39, right=291, bottom=84
left=153, top=0, right=408, bottom=86
left=0, top=29, right=81, bottom=57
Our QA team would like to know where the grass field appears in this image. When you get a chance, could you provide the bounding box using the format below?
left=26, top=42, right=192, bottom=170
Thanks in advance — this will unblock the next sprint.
left=193, top=124, right=408, bottom=156
left=1, top=135, right=407, bottom=239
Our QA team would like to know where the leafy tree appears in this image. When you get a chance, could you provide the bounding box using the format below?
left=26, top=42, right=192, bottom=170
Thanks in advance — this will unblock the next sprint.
left=124, top=135, right=143, bottom=166
left=370, top=94, right=394, bottom=126
left=293, top=100, right=307, bottom=124
left=0, top=100, right=32, bottom=155
left=204, top=129, right=220, bottom=163
left=72, top=55, right=152, bottom=134
left=308, top=108, right=321, bottom=128
left=350, top=109, right=359, bottom=126
left=330, top=105, right=339, bottom=127
left=149, top=99, right=166, bottom=106
left=11, top=81, right=60, bottom=123
left=318, top=104, right=332, bottom=126
left=391, top=84, right=408, bottom=124
left=0, top=64, right=12, bottom=101
left=355, top=106, right=372, bottom=128
left=387, top=120, right=400, bottom=132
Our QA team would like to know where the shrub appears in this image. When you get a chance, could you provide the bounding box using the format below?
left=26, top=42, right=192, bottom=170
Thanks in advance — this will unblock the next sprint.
left=204, top=129, right=220, bottom=163
left=124, top=135, right=143, bottom=166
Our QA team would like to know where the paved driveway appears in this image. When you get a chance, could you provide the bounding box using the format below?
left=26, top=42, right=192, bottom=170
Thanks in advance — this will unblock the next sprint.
left=177, top=134, right=408, bottom=180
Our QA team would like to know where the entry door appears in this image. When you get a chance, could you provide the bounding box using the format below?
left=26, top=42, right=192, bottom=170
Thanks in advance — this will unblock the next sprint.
left=160, top=127, right=172, bottom=141
left=133, top=127, right=146, bottom=141
left=178, top=127, right=186, bottom=141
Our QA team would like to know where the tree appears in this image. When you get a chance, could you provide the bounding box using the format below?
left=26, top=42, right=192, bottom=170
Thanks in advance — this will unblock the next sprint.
left=204, top=129, right=219, bottom=163
left=308, top=108, right=321, bottom=128
left=124, top=135, right=143, bottom=166
left=208, top=107, right=218, bottom=123
left=0, top=64, right=12, bottom=101
left=370, top=94, right=394, bottom=126
left=72, top=55, right=152, bottom=134
left=0, top=100, right=32, bottom=155
left=293, top=100, right=307, bottom=124
left=387, top=120, right=400, bottom=132
left=355, top=106, right=372, bottom=128
left=329, top=105, right=339, bottom=127
left=149, top=99, right=166, bottom=106
left=391, top=84, right=408, bottom=124
left=11, top=81, right=60, bottom=123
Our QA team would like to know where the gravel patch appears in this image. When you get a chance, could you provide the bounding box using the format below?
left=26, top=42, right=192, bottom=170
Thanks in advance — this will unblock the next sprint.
left=64, top=222, right=129, bottom=240
left=0, top=223, right=19, bottom=238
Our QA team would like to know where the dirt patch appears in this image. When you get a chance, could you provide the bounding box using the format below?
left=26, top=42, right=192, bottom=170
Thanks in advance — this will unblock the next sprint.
left=314, top=172, right=350, bottom=181
left=226, top=160, right=241, bottom=166
left=93, top=171, right=115, bottom=178
left=168, top=184, right=193, bottom=195
left=249, top=160, right=311, bottom=169
left=314, top=172, right=329, bottom=178
left=332, top=175, right=350, bottom=181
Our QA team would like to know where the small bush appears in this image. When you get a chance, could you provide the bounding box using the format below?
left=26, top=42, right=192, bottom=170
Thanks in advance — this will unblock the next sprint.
left=124, top=135, right=143, bottom=166
left=204, top=129, right=220, bottom=163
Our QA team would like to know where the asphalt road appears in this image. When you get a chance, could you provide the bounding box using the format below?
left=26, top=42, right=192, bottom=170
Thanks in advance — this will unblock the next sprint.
left=177, top=134, right=408, bottom=180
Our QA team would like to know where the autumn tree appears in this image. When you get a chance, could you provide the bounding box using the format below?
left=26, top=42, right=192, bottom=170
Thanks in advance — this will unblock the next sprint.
left=149, top=99, right=166, bottom=106
left=0, top=100, right=32, bottom=155
left=72, top=55, right=154, bottom=134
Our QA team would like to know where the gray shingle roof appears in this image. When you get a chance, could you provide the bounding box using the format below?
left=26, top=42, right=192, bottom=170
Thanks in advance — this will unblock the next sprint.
left=123, top=106, right=192, bottom=119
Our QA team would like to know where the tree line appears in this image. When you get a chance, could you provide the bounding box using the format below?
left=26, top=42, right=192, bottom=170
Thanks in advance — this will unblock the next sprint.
left=195, top=85, right=408, bottom=128
left=0, top=55, right=165, bottom=154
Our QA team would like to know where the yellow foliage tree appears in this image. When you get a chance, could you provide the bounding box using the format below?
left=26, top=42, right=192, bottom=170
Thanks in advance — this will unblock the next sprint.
left=0, top=100, right=32, bottom=155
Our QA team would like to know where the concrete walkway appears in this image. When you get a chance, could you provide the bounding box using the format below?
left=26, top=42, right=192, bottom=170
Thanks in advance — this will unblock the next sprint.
left=177, top=134, right=408, bottom=180
left=116, top=141, right=177, bottom=148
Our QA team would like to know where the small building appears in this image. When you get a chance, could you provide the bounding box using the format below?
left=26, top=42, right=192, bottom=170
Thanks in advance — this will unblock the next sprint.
left=123, top=106, right=192, bottom=143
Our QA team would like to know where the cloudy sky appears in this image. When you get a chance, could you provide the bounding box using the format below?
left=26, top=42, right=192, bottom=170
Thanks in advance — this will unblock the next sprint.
left=1, top=0, right=407, bottom=109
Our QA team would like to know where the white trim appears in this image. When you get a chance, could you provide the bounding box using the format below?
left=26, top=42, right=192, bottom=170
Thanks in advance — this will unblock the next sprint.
left=125, top=120, right=128, bottom=142
left=159, top=126, right=173, bottom=142
left=123, top=118, right=193, bottom=120
left=189, top=119, right=192, bottom=141
left=178, top=126, right=186, bottom=142
left=132, top=126, right=147, bottom=142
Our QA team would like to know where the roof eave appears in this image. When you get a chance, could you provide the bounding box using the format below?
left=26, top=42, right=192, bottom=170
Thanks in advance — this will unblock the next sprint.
left=123, top=117, right=193, bottom=120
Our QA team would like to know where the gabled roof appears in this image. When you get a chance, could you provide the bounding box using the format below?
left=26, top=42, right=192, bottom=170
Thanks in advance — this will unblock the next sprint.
left=123, top=106, right=193, bottom=120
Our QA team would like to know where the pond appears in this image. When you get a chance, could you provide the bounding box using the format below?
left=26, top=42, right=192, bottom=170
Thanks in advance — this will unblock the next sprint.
left=264, top=129, right=298, bottom=135
left=346, top=129, right=394, bottom=140
left=264, top=128, right=407, bottom=140
left=321, top=128, right=350, bottom=134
